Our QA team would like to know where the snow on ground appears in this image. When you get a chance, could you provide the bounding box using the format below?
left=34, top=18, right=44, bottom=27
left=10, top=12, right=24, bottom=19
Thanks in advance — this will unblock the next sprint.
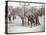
left=8, top=16, right=45, bottom=33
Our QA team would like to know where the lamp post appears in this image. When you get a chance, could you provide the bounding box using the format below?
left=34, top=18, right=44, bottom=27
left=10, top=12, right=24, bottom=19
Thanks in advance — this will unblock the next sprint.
left=19, top=2, right=30, bottom=26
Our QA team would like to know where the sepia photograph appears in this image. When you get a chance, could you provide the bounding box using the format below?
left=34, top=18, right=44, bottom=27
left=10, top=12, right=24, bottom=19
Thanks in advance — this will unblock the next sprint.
left=6, top=1, right=45, bottom=34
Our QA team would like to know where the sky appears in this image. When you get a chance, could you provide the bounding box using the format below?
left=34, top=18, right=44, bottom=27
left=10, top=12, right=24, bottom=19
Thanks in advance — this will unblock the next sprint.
left=8, top=2, right=43, bottom=8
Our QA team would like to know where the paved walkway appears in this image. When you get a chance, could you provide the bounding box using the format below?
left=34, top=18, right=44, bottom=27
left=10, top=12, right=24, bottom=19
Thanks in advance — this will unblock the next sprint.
left=8, top=16, right=45, bottom=33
